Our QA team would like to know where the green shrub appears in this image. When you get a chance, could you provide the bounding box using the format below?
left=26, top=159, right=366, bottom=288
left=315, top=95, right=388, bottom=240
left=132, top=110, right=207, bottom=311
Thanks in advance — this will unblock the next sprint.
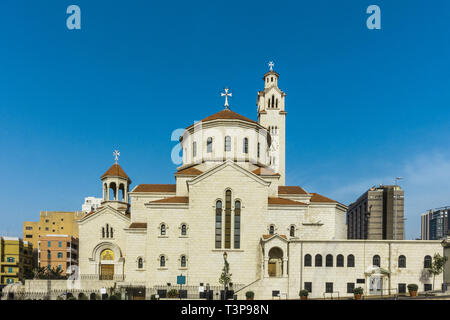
left=245, top=291, right=254, bottom=299
left=407, top=284, right=418, bottom=292
left=67, top=296, right=77, bottom=300
left=150, top=294, right=157, bottom=300
left=78, top=293, right=88, bottom=300
left=167, top=289, right=178, bottom=298
left=353, top=287, right=363, bottom=295
left=109, top=293, right=121, bottom=300
left=299, top=290, right=309, bottom=297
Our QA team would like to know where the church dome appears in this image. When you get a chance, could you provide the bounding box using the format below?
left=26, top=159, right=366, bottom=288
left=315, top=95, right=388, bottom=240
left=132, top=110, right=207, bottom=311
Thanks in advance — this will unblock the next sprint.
left=185, top=109, right=259, bottom=130
left=179, top=108, right=271, bottom=170
left=101, top=163, right=131, bottom=182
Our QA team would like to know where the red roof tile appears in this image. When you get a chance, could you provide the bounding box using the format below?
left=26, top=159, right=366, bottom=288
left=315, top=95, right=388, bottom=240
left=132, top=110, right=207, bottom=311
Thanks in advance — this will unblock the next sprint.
left=133, top=184, right=176, bottom=193
left=129, top=223, right=147, bottom=229
left=309, top=193, right=337, bottom=203
left=175, top=167, right=203, bottom=176
left=278, top=186, right=308, bottom=195
left=262, top=234, right=287, bottom=240
left=252, top=167, right=280, bottom=176
left=101, top=163, right=130, bottom=180
left=268, top=197, right=307, bottom=206
left=186, top=109, right=258, bottom=129
left=149, top=196, right=189, bottom=204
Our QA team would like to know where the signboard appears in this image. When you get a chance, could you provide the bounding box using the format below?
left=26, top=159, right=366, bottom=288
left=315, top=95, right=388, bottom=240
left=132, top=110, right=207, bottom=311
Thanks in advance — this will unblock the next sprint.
left=177, top=275, right=186, bottom=285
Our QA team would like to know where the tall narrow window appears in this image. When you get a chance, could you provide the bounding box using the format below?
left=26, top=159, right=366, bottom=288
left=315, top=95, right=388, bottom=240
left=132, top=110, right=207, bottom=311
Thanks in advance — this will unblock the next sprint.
left=424, top=255, right=432, bottom=268
left=271, top=95, right=274, bottom=108
left=181, top=224, right=187, bottom=236
left=102, top=227, right=105, bottom=238
left=225, top=136, right=231, bottom=151
left=336, top=254, right=344, bottom=267
left=215, top=201, right=222, bottom=249
left=276, top=99, right=278, bottom=108
left=161, top=224, right=166, bottom=236
left=234, top=200, right=241, bottom=249
left=257, top=143, right=260, bottom=158
left=207, top=137, right=213, bottom=153
left=138, top=258, right=143, bottom=269
left=225, top=190, right=232, bottom=249
left=192, top=142, right=197, bottom=157
left=160, top=256, right=166, bottom=267
left=180, top=255, right=186, bottom=268
left=106, top=224, right=109, bottom=238
left=290, top=225, right=295, bottom=237
left=347, top=254, right=355, bottom=267
left=398, top=255, right=406, bottom=268
left=269, top=225, right=274, bottom=235
left=373, top=255, right=380, bottom=267
left=315, top=254, right=323, bottom=267
left=326, top=254, right=333, bottom=267
left=243, top=138, right=248, bottom=154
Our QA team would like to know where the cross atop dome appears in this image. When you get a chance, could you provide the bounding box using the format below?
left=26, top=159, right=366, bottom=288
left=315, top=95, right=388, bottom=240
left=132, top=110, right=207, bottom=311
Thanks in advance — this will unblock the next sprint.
left=221, top=88, right=232, bottom=109
left=268, top=61, right=274, bottom=71
left=113, top=150, right=120, bottom=164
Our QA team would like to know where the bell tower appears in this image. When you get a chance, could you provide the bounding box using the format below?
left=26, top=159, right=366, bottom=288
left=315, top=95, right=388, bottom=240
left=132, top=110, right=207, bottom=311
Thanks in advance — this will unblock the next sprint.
left=257, top=62, right=286, bottom=185
left=100, top=150, right=131, bottom=213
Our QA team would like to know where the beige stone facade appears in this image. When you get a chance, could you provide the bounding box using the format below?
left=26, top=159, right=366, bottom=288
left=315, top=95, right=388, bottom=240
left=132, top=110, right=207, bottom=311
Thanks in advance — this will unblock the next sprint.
left=75, top=67, right=444, bottom=299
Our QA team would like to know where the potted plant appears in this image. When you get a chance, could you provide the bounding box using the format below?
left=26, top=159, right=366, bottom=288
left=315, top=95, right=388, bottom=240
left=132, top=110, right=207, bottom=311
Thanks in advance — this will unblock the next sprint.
left=299, top=290, right=309, bottom=300
left=407, top=284, right=418, bottom=297
left=245, top=291, right=254, bottom=300
left=353, top=287, right=363, bottom=300
left=167, top=289, right=179, bottom=299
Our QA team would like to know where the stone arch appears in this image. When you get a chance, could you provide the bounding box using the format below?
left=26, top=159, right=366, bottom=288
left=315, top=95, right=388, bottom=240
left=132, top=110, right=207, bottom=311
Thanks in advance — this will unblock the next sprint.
left=90, top=242, right=124, bottom=280
left=109, top=182, right=117, bottom=201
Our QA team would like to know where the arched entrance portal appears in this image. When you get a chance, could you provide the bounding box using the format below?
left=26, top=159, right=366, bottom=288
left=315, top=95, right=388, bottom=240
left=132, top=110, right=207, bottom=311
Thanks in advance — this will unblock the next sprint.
left=100, top=249, right=115, bottom=280
left=268, top=247, right=283, bottom=277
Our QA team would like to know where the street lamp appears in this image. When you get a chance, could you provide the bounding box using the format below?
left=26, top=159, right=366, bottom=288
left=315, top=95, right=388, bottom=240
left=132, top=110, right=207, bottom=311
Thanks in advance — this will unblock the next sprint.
left=394, top=177, right=403, bottom=240
left=223, top=252, right=228, bottom=300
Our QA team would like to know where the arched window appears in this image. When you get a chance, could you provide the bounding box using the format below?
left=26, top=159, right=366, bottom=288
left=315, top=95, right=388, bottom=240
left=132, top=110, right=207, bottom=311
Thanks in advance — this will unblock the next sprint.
left=424, top=255, right=432, bottom=268
left=257, top=143, right=260, bottom=158
left=160, top=224, right=166, bottom=236
left=269, top=225, right=275, bottom=235
left=347, top=254, right=355, bottom=267
left=290, top=225, right=295, bottom=237
left=243, top=138, right=248, bottom=154
left=326, top=254, right=333, bottom=267
left=207, top=137, right=213, bottom=153
left=271, top=95, right=274, bottom=108
left=304, top=254, right=312, bottom=267
left=181, top=224, right=187, bottom=236
left=336, top=254, right=344, bottom=267
left=315, top=254, right=322, bottom=267
left=160, top=255, right=166, bottom=267
left=224, top=190, right=232, bottom=249
left=398, top=255, right=406, bottom=268
left=180, top=255, right=186, bottom=268
left=224, top=136, right=231, bottom=152
left=109, top=183, right=117, bottom=201
left=138, top=257, right=143, bottom=269
left=234, top=200, right=241, bottom=249
left=373, top=255, right=380, bottom=267
left=215, top=200, right=222, bottom=249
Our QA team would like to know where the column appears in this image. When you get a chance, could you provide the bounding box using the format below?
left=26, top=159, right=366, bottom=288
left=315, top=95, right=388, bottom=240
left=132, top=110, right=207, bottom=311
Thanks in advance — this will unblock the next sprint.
left=282, top=258, right=288, bottom=277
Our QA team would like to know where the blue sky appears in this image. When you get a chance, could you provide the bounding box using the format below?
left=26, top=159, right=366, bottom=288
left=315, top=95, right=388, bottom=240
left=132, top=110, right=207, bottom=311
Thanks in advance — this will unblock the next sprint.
left=0, top=0, right=449, bottom=239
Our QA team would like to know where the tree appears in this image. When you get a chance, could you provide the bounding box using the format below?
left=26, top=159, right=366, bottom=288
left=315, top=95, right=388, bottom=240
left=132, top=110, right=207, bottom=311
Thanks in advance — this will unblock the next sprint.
left=429, top=253, right=448, bottom=290
left=219, top=258, right=232, bottom=296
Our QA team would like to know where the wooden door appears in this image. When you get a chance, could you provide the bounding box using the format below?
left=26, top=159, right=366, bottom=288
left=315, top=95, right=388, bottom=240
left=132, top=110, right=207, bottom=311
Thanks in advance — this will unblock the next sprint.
left=100, top=264, right=114, bottom=280
left=268, top=262, right=276, bottom=277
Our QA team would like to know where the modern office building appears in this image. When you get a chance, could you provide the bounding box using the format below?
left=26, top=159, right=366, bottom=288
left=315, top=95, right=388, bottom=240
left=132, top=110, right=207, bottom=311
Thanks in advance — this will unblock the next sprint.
left=347, top=185, right=404, bottom=240
left=38, top=235, right=78, bottom=276
left=421, top=207, right=449, bottom=240
left=0, top=237, right=33, bottom=284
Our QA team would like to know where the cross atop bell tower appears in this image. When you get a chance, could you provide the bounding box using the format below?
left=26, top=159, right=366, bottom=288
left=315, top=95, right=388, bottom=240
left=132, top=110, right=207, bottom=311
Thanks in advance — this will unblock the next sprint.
left=257, top=61, right=287, bottom=185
